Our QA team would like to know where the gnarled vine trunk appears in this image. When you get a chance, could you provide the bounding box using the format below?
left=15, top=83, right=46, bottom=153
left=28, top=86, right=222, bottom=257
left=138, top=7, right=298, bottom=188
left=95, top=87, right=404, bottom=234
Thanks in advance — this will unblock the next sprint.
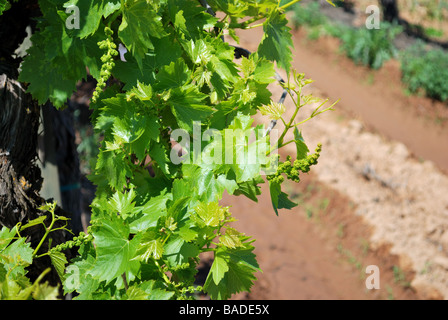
left=0, top=74, right=66, bottom=285
left=0, top=74, right=43, bottom=228
left=0, top=0, right=79, bottom=289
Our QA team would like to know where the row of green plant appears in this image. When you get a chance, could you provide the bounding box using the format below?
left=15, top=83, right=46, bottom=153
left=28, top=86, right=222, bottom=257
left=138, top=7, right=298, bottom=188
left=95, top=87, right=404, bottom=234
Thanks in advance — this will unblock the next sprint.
left=400, top=41, right=448, bottom=102
left=289, top=2, right=448, bottom=103
left=290, top=1, right=402, bottom=69
left=338, top=22, right=402, bottom=70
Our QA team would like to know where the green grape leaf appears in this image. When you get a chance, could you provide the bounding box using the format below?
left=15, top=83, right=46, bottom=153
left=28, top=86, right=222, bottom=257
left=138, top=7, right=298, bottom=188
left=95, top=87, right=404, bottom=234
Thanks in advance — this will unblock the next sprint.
left=0, top=237, right=33, bottom=277
left=111, top=116, right=144, bottom=144
left=63, top=243, right=98, bottom=297
left=0, top=263, right=7, bottom=284
left=233, top=177, right=264, bottom=202
left=193, top=201, right=225, bottom=227
left=0, top=0, right=11, bottom=16
left=19, top=216, right=47, bottom=231
left=178, top=222, right=198, bottom=242
left=182, top=38, right=212, bottom=65
left=98, top=94, right=160, bottom=160
left=219, top=227, right=244, bottom=249
left=258, top=10, right=293, bottom=72
left=208, top=249, right=229, bottom=285
left=18, top=39, right=76, bottom=107
left=107, top=189, right=138, bottom=220
left=92, top=149, right=132, bottom=191
left=139, top=280, right=175, bottom=300
left=18, top=13, right=105, bottom=107
left=133, top=233, right=164, bottom=263
left=129, top=192, right=172, bottom=233
left=125, top=285, right=148, bottom=300
left=252, top=55, right=276, bottom=84
left=168, top=1, right=217, bottom=39
left=163, top=236, right=199, bottom=268
left=88, top=214, right=139, bottom=284
left=196, top=169, right=220, bottom=201
left=268, top=179, right=281, bottom=215
left=168, top=85, right=213, bottom=133
left=259, top=101, right=286, bottom=120
left=118, top=0, right=166, bottom=68
left=293, top=127, right=309, bottom=160
left=181, top=165, right=238, bottom=202
left=0, top=226, right=17, bottom=251
left=113, top=55, right=157, bottom=91
left=32, top=282, right=59, bottom=300
left=209, top=40, right=239, bottom=82
left=277, top=191, right=298, bottom=210
left=155, top=59, right=191, bottom=91
left=269, top=180, right=298, bottom=215
left=64, top=0, right=121, bottom=38
left=49, top=250, right=68, bottom=282
left=216, top=173, right=239, bottom=195
left=148, top=141, right=174, bottom=177
left=128, top=81, right=152, bottom=101
left=204, top=246, right=260, bottom=300
left=166, top=196, right=190, bottom=223
left=220, top=114, right=269, bottom=183
left=114, top=35, right=182, bottom=90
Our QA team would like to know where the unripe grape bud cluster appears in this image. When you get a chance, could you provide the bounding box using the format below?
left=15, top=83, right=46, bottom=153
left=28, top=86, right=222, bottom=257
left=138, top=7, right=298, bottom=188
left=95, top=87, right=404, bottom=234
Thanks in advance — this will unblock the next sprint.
left=267, top=143, right=322, bottom=184
left=92, top=27, right=118, bottom=103
left=49, top=231, right=94, bottom=253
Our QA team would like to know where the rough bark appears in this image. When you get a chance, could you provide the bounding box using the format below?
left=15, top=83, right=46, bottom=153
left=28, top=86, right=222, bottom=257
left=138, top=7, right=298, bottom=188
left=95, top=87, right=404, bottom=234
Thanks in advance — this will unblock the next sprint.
left=0, top=75, right=71, bottom=286
left=0, top=74, right=42, bottom=228
left=0, top=0, right=76, bottom=288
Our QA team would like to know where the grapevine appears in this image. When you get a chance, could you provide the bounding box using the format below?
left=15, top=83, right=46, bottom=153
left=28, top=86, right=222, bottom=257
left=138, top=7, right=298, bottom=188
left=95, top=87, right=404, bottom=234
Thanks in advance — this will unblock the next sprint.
left=0, top=0, right=338, bottom=300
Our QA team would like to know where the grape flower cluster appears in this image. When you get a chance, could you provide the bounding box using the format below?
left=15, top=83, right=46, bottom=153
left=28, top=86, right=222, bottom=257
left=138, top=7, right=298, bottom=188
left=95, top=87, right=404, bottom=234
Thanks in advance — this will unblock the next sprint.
left=267, top=143, right=322, bottom=184
left=92, top=27, right=118, bottom=103
left=49, top=231, right=94, bottom=254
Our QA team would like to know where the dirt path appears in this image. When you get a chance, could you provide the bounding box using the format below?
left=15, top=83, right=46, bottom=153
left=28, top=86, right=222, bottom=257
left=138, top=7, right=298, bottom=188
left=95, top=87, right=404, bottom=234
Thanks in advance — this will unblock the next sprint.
left=221, top=175, right=419, bottom=300
left=218, top=22, right=448, bottom=300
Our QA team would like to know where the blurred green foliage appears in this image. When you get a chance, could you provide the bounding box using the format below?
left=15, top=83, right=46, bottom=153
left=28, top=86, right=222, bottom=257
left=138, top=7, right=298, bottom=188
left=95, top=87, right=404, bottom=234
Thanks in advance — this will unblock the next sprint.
left=289, top=2, right=401, bottom=69
left=291, top=1, right=327, bottom=29
left=400, top=42, right=448, bottom=102
left=338, top=22, right=402, bottom=69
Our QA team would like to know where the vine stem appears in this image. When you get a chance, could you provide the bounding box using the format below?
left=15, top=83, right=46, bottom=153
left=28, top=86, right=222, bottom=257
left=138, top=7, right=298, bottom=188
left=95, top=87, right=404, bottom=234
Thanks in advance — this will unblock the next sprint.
left=291, top=100, right=339, bottom=128
left=229, top=15, right=266, bottom=29
left=155, top=260, right=171, bottom=285
left=32, top=206, right=56, bottom=257
left=242, top=22, right=264, bottom=30
left=276, top=138, right=296, bottom=149
left=276, top=86, right=301, bottom=148
left=279, top=0, right=303, bottom=11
